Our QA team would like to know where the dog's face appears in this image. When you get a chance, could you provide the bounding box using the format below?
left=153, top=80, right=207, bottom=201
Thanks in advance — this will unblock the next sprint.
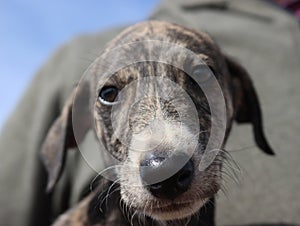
left=95, top=63, right=219, bottom=220
left=41, top=21, right=274, bottom=222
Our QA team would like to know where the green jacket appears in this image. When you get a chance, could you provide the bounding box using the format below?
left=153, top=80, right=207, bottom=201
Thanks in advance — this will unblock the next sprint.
left=0, top=0, right=299, bottom=225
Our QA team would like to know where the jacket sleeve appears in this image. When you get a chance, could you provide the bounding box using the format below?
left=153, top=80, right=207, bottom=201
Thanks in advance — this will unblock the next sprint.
left=0, top=27, right=125, bottom=226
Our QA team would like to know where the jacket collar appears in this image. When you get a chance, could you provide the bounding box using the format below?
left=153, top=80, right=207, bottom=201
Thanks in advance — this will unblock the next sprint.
left=165, top=0, right=281, bottom=23
left=174, top=0, right=228, bottom=8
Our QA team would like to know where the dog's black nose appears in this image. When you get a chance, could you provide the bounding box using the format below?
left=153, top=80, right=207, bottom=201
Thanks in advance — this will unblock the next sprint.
left=140, top=153, right=194, bottom=200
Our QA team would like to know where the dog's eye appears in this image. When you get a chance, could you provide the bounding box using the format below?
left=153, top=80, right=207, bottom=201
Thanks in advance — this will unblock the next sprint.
left=192, top=65, right=213, bottom=83
left=98, top=86, right=119, bottom=105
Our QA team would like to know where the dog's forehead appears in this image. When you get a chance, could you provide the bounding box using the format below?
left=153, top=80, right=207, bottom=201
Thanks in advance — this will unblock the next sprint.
left=105, top=21, right=220, bottom=60
left=95, top=21, right=223, bottom=87
left=108, top=62, right=186, bottom=87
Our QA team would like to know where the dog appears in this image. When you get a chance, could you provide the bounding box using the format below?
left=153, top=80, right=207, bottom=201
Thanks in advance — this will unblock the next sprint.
left=41, top=21, right=274, bottom=226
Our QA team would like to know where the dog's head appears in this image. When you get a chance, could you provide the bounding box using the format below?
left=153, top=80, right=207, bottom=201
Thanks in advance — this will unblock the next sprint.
left=41, top=21, right=274, bottom=221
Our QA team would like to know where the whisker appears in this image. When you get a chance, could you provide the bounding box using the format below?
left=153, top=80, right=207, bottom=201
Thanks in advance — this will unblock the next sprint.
left=90, top=165, right=122, bottom=191
left=227, top=144, right=258, bottom=153
left=98, top=179, right=120, bottom=209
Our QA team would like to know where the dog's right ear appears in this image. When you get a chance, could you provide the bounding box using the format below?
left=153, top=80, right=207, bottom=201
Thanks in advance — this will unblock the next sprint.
left=41, top=82, right=91, bottom=192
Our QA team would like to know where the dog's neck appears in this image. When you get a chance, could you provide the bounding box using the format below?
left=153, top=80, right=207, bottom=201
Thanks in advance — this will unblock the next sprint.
left=87, top=181, right=215, bottom=226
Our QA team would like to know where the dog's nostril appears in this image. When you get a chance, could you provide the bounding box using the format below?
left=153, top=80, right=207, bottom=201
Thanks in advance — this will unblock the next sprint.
left=140, top=153, right=194, bottom=200
left=177, top=167, right=193, bottom=188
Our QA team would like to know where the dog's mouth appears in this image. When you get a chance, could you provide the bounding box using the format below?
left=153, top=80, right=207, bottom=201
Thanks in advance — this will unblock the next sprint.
left=136, top=198, right=208, bottom=221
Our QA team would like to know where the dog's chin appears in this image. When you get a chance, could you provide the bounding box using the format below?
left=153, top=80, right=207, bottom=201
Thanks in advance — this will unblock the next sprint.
left=142, top=198, right=208, bottom=221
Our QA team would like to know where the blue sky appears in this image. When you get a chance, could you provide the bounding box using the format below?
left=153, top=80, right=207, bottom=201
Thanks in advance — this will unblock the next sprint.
left=0, top=0, right=159, bottom=130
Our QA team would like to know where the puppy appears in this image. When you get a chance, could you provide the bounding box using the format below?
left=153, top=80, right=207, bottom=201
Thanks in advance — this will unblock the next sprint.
left=41, top=21, right=274, bottom=226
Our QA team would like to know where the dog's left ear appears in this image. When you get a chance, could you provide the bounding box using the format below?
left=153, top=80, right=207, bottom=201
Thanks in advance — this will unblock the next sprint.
left=225, top=56, right=274, bottom=155
left=41, top=81, right=92, bottom=192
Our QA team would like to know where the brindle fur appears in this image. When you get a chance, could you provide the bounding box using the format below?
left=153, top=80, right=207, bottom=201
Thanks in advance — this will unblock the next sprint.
left=41, top=21, right=274, bottom=226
